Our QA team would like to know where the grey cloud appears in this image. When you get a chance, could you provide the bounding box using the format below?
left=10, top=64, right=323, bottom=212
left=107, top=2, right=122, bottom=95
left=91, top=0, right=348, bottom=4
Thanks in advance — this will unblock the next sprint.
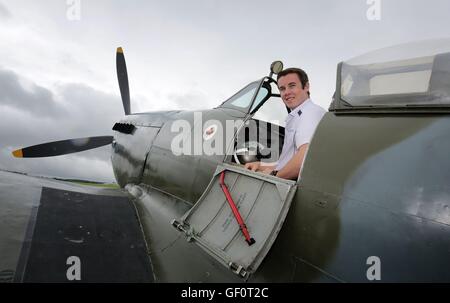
left=0, top=67, right=66, bottom=117
left=57, top=82, right=123, bottom=135
left=0, top=68, right=125, bottom=182
left=0, top=2, right=11, bottom=19
left=0, top=69, right=123, bottom=146
left=167, top=90, right=212, bottom=110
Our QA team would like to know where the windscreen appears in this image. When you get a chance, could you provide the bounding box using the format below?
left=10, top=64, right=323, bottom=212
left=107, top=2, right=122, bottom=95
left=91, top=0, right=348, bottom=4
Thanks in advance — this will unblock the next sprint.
left=219, top=80, right=268, bottom=112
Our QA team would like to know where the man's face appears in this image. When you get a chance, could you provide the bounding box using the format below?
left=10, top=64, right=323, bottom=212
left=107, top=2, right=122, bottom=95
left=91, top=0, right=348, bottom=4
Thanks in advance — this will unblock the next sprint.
left=277, top=73, right=310, bottom=110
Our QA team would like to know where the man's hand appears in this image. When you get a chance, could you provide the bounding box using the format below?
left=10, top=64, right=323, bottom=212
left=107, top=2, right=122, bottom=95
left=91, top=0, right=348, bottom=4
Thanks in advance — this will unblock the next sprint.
left=244, top=161, right=261, bottom=172
left=261, top=167, right=274, bottom=174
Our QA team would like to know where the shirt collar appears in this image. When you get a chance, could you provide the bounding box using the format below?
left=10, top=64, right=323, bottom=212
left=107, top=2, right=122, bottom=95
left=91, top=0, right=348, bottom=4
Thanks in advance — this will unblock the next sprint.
left=288, top=98, right=311, bottom=118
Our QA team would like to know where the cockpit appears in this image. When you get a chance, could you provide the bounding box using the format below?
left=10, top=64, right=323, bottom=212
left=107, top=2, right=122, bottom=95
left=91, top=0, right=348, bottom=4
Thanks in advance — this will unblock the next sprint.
left=218, top=75, right=288, bottom=167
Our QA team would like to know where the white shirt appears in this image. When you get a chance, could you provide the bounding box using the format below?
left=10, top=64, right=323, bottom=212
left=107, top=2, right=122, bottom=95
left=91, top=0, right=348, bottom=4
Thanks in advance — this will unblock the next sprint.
left=275, top=98, right=326, bottom=171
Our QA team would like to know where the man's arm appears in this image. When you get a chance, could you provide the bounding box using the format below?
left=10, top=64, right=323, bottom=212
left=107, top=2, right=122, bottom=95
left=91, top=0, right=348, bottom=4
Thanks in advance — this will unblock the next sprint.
left=276, top=143, right=309, bottom=180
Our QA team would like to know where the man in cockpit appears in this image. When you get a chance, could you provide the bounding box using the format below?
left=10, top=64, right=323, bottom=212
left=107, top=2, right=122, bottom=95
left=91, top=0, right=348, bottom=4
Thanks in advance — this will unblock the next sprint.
left=244, top=68, right=325, bottom=180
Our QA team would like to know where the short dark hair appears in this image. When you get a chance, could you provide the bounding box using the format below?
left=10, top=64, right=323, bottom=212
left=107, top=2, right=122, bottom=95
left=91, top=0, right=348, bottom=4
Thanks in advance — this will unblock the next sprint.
left=277, top=68, right=310, bottom=96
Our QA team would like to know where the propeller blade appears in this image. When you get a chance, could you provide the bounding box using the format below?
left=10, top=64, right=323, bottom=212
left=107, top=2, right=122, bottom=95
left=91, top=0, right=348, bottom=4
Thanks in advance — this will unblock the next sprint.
left=12, top=136, right=113, bottom=158
left=116, top=47, right=131, bottom=115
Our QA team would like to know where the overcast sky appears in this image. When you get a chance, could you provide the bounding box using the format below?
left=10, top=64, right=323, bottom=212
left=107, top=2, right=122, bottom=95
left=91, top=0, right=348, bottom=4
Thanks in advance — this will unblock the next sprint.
left=1, top=0, right=450, bottom=182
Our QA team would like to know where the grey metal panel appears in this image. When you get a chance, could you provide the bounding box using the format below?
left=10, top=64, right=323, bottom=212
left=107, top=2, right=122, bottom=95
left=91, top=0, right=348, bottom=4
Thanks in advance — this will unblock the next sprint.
left=297, top=113, right=450, bottom=281
left=175, top=163, right=296, bottom=278
left=119, top=111, right=181, bottom=127
left=142, top=109, right=246, bottom=203
left=128, top=183, right=242, bottom=282
left=111, top=126, right=160, bottom=187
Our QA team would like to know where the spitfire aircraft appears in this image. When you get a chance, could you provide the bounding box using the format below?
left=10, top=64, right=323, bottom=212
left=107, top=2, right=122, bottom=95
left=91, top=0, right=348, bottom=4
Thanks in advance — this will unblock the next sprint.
left=2, top=40, right=450, bottom=282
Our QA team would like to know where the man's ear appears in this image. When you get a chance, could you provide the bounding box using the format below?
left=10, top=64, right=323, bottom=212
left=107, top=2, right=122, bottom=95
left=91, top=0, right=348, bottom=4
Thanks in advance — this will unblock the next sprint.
left=304, top=82, right=310, bottom=92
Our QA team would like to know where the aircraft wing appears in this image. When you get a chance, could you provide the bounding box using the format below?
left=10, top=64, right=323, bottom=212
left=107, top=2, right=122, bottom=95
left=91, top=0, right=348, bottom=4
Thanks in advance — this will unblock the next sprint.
left=0, top=169, right=154, bottom=283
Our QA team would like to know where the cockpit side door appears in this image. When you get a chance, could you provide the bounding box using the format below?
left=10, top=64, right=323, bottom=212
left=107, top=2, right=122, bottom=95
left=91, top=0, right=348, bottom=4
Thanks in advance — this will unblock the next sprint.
left=172, top=163, right=296, bottom=279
